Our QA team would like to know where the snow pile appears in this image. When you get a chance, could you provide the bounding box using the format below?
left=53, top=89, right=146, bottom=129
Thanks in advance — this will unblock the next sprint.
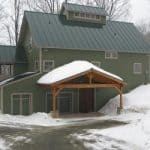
left=99, top=84, right=150, bottom=115
left=37, top=60, right=123, bottom=85
left=87, top=111, right=150, bottom=150
left=0, top=112, right=65, bottom=127
left=0, top=138, right=11, bottom=150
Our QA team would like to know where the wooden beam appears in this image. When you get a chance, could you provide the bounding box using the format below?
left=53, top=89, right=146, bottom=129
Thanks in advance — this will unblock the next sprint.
left=57, top=83, right=120, bottom=89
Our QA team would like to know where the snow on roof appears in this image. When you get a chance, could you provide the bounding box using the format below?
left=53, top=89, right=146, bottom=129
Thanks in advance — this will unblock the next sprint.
left=0, top=72, right=36, bottom=86
left=37, top=60, right=123, bottom=85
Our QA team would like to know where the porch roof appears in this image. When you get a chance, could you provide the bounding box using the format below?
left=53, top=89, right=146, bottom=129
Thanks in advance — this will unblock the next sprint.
left=37, top=60, right=125, bottom=117
left=37, top=60, right=125, bottom=87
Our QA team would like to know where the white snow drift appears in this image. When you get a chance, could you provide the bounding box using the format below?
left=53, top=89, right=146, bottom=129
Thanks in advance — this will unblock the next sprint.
left=99, top=84, right=150, bottom=115
left=73, top=84, right=150, bottom=150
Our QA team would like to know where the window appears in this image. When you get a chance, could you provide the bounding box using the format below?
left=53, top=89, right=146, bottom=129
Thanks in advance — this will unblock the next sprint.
left=75, top=12, right=79, bottom=17
left=43, top=60, right=55, bottom=72
left=34, top=61, right=39, bottom=72
left=96, top=15, right=100, bottom=20
left=133, top=63, right=142, bottom=74
left=86, top=13, right=90, bottom=18
left=1, top=65, right=10, bottom=75
left=80, top=13, right=85, bottom=17
left=105, top=51, right=118, bottom=59
left=11, top=93, right=32, bottom=115
left=91, top=61, right=101, bottom=67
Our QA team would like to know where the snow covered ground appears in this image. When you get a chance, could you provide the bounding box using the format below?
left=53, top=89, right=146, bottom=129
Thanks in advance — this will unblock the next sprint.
left=0, top=84, right=150, bottom=150
left=72, top=84, right=150, bottom=150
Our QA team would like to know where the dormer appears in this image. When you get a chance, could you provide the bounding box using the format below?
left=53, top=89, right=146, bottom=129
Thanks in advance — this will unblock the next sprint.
left=60, top=3, right=107, bottom=25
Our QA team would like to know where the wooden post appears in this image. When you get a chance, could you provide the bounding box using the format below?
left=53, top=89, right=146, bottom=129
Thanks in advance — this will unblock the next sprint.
left=52, top=88, right=58, bottom=118
left=119, top=87, right=123, bottom=109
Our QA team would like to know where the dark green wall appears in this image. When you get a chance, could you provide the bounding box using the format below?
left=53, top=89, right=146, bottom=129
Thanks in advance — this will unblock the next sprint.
left=3, top=74, right=46, bottom=114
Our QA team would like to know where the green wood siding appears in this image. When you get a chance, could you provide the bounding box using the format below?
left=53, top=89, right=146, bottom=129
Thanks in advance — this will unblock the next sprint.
left=2, top=48, right=149, bottom=114
left=42, top=48, right=149, bottom=91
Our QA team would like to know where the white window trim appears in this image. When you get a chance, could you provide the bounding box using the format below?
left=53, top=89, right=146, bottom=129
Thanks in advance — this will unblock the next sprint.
left=105, top=51, right=118, bottom=59
left=91, top=61, right=101, bottom=67
left=34, top=60, right=39, bottom=72
left=11, top=93, right=33, bottom=115
left=43, top=60, right=55, bottom=72
left=133, top=63, right=142, bottom=74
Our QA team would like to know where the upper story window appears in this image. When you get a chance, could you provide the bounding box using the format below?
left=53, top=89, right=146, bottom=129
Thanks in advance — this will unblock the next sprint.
left=75, top=12, right=79, bottom=17
left=73, top=12, right=101, bottom=21
left=105, top=51, right=118, bottom=59
left=43, top=60, right=55, bottom=72
left=91, top=61, right=101, bottom=67
left=133, top=63, right=142, bottom=74
left=0, top=65, right=11, bottom=75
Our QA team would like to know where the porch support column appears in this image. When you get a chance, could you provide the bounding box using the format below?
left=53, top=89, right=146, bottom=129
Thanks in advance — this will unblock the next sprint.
left=51, top=88, right=60, bottom=118
left=119, top=87, right=123, bottom=109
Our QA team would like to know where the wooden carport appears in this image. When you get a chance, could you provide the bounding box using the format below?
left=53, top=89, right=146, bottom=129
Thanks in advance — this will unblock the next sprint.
left=38, top=61, right=126, bottom=118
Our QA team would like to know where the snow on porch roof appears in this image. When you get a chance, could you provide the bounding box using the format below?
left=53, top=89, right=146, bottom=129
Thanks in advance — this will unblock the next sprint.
left=37, top=60, right=123, bottom=85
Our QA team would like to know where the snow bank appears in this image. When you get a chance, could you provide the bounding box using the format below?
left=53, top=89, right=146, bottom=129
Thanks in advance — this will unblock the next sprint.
left=0, top=112, right=65, bottom=127
left=87, top=110, right=150, bottom=150
left=0, top=138, right=11, bottom=150
left=37, top=60, right=123, bottom=85
left=99, top=84, right=150, bottom=115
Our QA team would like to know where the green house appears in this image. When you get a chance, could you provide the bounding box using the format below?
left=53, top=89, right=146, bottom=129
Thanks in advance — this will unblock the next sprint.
left=0, top=3, right=150, bottom=115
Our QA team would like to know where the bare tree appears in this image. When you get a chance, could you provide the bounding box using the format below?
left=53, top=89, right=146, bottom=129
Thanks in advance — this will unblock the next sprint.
left=27, top=0, right=61, bottom=14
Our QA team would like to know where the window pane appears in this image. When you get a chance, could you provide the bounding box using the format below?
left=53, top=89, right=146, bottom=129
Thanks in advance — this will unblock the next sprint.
left=134, top=63, right=142, bottom=74
left=44, top=60, right=54, bottom=72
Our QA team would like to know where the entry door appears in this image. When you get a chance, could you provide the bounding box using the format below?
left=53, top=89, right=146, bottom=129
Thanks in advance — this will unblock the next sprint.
left=79, top=88, right=94, bottom=113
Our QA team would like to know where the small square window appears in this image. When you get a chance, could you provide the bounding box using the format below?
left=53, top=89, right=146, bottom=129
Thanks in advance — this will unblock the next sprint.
left=105, top=51, right=118, bottom=59
left=91, top=61, right=101, bottom=67
left=43, top=60, right=55, bottom=72
left=80, top=13, right=85, bottom=17
left=133, top=63, right=142, bottom=74
left=75, top=12, right=79, bottom=17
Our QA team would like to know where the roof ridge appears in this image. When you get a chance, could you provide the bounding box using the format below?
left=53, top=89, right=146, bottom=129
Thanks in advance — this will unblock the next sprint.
left=107, top=20, right=133, bottom=24
left=24, top=10, right=59, bottom=16
left=63, top=2, right=105, bottom=10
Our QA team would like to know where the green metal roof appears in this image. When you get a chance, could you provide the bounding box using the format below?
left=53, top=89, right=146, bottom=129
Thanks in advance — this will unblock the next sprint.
left=0, top=45, right=16, bottom=64
left=61, top=3, right=108, bottom=16
left=24, top=11, right=150, bottom=53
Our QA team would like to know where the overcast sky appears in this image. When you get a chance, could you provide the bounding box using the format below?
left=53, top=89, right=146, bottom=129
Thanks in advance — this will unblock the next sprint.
left=130, top=0, right=150, bottom=25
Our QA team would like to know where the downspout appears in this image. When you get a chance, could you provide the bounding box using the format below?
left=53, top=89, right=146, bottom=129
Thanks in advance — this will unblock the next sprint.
left=0, top=86, right=3, bottom=114
left=39, top=48, right=42, bottom=73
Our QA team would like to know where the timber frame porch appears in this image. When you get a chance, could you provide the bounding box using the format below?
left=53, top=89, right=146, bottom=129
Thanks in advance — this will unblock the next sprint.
left=38, top=67, right=126, bottom=118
